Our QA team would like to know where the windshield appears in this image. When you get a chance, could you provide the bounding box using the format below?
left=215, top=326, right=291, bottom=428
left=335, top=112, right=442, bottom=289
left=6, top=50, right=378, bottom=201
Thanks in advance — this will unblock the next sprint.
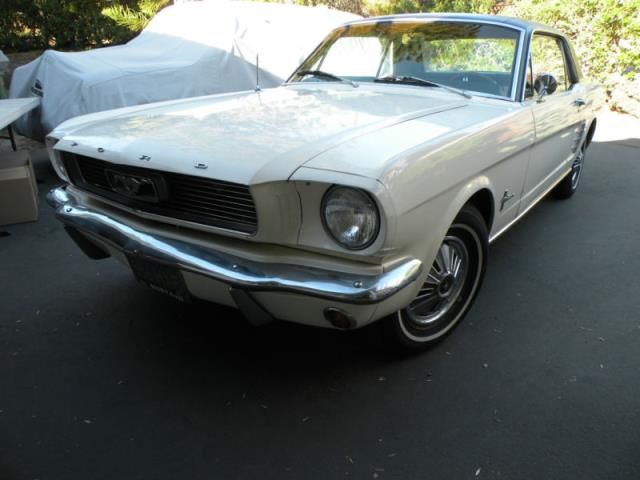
left=290, top=21, right=521, bottom=99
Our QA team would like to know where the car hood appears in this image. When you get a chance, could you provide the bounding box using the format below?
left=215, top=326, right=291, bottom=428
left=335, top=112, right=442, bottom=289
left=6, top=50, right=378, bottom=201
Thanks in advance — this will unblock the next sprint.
left=53, top=84, right=468, bottom=185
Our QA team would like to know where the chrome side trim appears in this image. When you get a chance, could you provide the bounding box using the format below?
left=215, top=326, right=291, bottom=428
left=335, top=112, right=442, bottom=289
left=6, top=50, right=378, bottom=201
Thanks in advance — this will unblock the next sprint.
left=47, top=186, right=422, bottom=305
left=488, top=166, right=571, bottom=243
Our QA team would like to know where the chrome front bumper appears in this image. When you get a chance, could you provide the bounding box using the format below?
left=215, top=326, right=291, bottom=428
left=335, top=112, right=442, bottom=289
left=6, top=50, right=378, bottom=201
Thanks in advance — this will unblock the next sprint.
left=47, top=186, right=422, bottom=307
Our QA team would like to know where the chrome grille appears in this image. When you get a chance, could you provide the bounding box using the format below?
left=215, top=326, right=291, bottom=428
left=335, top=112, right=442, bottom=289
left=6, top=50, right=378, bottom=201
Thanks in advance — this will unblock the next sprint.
left=62, top=153, right=258, bottom=234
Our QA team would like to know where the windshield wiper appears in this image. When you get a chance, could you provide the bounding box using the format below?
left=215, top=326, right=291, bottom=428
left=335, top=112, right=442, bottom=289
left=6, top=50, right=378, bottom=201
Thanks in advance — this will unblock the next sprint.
left=295, top=70, right=358, bottom=88
left=374, top=75, right=471, bottom=99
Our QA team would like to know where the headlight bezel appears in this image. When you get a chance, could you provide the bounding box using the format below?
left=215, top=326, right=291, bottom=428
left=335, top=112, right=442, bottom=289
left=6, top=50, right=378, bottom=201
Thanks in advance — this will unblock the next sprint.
left=321, top=185, right=381, bottom=251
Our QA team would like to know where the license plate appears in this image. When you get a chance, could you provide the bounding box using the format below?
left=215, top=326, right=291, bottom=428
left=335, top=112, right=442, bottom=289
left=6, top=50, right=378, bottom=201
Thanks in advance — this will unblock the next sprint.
left=128, top=256, right=190, bottom=303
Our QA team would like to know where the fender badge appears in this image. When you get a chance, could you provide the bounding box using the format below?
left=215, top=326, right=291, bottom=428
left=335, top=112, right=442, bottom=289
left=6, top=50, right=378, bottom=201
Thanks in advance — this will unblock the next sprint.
left=500, top=190, right=515, bottom=211
left=97, top=147, right=105, bottom=153
left=139, top=155, right=151, bottom=161
left=195, top=162, right=208, bottom=170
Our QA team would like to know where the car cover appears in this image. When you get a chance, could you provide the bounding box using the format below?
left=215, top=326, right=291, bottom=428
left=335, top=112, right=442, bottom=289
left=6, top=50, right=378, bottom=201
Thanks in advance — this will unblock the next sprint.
left=9, top=0, right=358, bottom=139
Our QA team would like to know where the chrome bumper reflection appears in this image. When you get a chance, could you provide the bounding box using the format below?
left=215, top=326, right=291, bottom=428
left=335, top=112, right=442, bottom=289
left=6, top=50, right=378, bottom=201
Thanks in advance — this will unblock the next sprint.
left=47, top=186, right=422, bottom=305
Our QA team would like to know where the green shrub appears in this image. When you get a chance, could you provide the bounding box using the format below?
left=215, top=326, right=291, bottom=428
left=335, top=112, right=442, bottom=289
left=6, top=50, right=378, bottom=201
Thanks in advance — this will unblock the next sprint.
left=102, top=0, right=171, bottom=32
left=0, top=0, right=159, bottom=52
left=502, top=0, right=640, bottom=82
left=362, top=0, right=497, bottom=16
left=292, top=0, right=497, bottom=15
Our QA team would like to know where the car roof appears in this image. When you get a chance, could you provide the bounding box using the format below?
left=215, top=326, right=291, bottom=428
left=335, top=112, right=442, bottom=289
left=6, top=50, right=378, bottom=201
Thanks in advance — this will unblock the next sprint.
left=343, top=13, right=564, bottom=37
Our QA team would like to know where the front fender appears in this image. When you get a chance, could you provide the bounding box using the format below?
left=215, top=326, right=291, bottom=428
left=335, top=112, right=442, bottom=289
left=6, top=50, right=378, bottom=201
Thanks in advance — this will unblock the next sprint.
left=370, top=177, right=495, bottom=320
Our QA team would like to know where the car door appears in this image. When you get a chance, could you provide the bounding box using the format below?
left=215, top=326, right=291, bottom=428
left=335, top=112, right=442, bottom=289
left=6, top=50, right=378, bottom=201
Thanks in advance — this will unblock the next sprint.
left=521, top=33, right=584, bottom=208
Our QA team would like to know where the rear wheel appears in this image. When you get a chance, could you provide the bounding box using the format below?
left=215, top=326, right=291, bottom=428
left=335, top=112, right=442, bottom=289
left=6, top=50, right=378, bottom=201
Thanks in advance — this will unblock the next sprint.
left=382, top=205, right=488, bottom=351
left=553, top=140, right=586, bottom=199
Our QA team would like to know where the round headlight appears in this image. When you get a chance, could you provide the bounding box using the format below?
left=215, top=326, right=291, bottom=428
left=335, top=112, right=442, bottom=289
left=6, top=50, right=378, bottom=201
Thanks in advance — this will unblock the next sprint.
left=322, top=186, right=380, bottom=250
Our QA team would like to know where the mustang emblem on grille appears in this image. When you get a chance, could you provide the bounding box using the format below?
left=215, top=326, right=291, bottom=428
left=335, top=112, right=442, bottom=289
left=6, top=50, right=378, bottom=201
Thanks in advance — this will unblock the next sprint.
left=105, top=170, right=160, bottom=203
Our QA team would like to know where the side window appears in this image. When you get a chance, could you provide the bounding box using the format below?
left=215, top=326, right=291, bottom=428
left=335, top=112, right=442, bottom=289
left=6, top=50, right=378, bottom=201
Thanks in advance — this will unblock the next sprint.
left=530, top=34, right=568, bottom=96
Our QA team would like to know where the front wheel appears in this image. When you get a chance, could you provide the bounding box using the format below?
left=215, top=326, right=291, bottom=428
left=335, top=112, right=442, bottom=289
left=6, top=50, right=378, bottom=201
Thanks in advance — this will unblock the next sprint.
left=381, top=205, right=488, bottom=351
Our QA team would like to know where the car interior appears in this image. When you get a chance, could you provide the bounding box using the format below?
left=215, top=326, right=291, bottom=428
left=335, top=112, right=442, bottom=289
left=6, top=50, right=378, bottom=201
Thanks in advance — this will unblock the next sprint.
left=392, top=61, right=513, bottom=97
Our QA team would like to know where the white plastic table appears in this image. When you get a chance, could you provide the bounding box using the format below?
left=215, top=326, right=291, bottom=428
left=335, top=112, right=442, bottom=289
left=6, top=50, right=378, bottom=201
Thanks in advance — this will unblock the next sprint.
left=0, top=97, right=40, bottom=150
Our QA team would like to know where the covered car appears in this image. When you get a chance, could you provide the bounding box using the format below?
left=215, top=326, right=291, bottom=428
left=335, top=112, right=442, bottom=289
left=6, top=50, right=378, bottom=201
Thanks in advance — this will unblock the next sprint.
left=9, top=0, right=358, bottom=139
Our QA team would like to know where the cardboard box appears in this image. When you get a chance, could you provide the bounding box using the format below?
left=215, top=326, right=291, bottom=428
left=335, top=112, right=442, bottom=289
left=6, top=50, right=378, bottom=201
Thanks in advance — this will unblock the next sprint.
left=0, top=150, right=39, bottom=225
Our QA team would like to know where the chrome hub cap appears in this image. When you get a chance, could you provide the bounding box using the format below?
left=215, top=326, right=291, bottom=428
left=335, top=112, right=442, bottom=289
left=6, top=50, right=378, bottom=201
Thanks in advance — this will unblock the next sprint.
left=571, top=146, right=585, bottom=190
left=405, top=236, right=469, bottom=326
left=438, top=273, right=455, bottom=297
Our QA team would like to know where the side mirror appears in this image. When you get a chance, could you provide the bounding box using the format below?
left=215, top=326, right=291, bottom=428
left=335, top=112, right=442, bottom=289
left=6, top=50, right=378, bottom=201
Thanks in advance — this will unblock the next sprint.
left=534, top=73, right=558, bottom=100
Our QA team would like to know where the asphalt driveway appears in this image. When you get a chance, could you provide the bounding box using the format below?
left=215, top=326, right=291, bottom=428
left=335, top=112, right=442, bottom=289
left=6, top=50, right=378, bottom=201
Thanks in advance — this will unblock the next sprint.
left=1, top=113, right=639, bottom=479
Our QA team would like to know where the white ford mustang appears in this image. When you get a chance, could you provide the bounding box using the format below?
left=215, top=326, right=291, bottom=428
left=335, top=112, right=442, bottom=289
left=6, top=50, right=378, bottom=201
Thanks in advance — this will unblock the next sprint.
left=46, top=13, right=603, bottom=351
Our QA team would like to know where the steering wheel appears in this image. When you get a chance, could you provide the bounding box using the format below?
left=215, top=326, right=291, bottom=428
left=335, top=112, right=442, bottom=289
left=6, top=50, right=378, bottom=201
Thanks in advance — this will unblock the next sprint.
left=452, top=73, right=504, bottom=96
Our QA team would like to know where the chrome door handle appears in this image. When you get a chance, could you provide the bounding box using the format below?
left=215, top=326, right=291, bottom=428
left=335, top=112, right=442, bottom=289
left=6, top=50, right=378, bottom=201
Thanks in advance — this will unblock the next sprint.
left=574, top=98, right=586, bottom=107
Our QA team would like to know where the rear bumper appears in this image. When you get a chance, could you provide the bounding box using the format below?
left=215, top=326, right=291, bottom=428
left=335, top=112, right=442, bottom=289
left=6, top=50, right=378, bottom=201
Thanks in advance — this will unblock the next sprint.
left=47, top=186, right=422, bottom=327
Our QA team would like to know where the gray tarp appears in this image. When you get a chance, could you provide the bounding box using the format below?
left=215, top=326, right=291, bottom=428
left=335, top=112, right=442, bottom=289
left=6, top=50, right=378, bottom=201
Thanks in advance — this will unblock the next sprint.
left=0, top=50, right=9, bottom=98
